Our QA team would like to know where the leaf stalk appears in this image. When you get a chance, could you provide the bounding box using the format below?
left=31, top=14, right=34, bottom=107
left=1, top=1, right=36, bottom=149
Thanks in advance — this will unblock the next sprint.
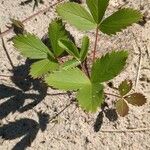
left=104, top=92, right=121, bottom=98
left=92, top=26, right=99, bottom=62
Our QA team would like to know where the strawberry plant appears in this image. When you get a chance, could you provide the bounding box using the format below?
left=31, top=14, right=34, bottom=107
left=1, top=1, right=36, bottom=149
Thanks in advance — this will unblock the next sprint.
left=13, top=0, right=146, bottom=116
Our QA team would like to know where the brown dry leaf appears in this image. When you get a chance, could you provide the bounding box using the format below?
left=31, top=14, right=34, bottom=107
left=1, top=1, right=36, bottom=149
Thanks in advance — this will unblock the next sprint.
left=125, top=93, right=146, bottom=106
left=115, top=99, right=129, bottom=117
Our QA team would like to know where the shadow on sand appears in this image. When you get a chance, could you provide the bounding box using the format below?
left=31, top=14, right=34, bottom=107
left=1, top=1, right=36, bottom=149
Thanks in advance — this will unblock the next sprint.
left=0, top=59, right=49, bottom=149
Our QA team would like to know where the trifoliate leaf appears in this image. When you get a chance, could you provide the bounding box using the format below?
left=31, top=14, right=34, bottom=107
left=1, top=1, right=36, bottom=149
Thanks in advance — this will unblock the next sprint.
left=13, top=33, right=54, bottom=59
left=58, top=39, right=80, bottom=60
left=99, top=8, right=142, bottom=35
left=77, top=83, right=104, bottom=112
left=119, top=80, right=132, bottom=96
left=125, top=93, right=146, bottom=106
left=80, top=36, right=89, bottom=61
left=91, top=51, right=128, bottom=83
left=48, top=19, right=69, bottom=57
left=30, top=59, right=59, bottom=79
left=56, top=2, right=96, bottom=31
left=45, top=68, right=90, bottom=90
left=115, top=99, right=129, bottom=117
left=86, top=0, right=110, bottom=24
left=62, top=59, right=81, bottom=70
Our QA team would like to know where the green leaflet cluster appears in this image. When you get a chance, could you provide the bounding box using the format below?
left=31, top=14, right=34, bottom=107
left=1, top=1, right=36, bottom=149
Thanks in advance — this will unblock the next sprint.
left=13, top=0, right=145, bottom=115
left=57, top=0, right=142, bottom=34
left=45, top=51, right=128, bottom=112
left=13, top=19, right=69, bottom=79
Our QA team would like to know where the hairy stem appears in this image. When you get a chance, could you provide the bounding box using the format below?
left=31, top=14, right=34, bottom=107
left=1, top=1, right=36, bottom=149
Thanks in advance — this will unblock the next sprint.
left=93, top=26, right=99, bottom=62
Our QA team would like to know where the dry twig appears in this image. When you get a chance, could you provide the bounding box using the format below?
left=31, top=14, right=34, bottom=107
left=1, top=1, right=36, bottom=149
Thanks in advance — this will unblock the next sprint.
left=145, top=45, right=150, bottom=60
left=1, top=35, right=14, bottom=69
left=132, top=33, right=143, bottom=90
left=0, top=0, right=65, bottom=38
left=100, top=127, right=150, bottom=133
left=49, top=100, right=75, bottom=122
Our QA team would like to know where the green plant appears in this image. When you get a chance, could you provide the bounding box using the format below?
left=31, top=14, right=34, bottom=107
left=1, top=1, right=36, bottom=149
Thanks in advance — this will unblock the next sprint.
left=13, top=0, right=146, bottom=116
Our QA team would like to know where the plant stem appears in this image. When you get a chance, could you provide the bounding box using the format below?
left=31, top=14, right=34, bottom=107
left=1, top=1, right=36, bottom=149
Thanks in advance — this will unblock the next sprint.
left=80, top=62, right=89, bottom=78
left=84, top=58, right=90, bottom=78
left=93, top=26, right=99, bottom=62
left=104, top=92, right=121, bottom=98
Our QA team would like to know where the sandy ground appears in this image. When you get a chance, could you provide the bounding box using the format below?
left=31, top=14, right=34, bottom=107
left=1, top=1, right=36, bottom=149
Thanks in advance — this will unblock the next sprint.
left=0, top=0, right=150, bottom=150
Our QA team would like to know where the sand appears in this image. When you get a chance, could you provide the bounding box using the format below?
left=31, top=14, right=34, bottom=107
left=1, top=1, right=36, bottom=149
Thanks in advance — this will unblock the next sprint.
left=0, top=0, right=150, bottom=149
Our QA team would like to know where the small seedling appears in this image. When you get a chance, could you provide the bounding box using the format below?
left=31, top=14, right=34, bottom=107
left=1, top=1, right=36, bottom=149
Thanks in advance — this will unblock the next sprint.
left=13, top=0, right=146, bottom=116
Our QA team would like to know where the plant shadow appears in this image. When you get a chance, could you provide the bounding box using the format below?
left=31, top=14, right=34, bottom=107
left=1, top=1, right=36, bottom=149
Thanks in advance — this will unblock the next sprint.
left=69, top=0, right=82, bottom=3
left=0, top=59, right=48, bottom=120
left=0, top=59, right=50, bottom=149
left=94, top=103, right=118, bottom=132
left=0, top=111, right=49, bottom=150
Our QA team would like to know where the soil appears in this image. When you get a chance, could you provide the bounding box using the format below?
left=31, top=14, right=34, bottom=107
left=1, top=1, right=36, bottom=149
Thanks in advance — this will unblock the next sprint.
left=0, top=0, right=150, bottom=150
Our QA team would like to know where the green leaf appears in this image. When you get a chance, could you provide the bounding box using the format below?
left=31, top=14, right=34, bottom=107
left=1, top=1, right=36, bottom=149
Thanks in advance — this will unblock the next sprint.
left=77, top=83, right=104, bottom=112
left=45, top=67, right=90, bottom=90
left=115, top=99, right=129, bottom=117
left=56, top=2, right=96, bottom=31
left=45, top=66, right=104, bottom=112
left=30, top=59, right=59, bottom=79
left=62, top=59, right=81, bottom=70
left=91, top=51, right=128, bottom=83
left=80, top=36, right=89, bottom=61
left=119, top=80, right=132, bottom=96
left=48, top=19, right=69, bottom=57
left=58, top=39, right=80, bottom=60
left=99, top=8, right=142, bottom=35
left=125, top=93, right=146, bottom=106
left=13, top=33, right=54, bottom=59
left=86, top=0, right=110, bottom=24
